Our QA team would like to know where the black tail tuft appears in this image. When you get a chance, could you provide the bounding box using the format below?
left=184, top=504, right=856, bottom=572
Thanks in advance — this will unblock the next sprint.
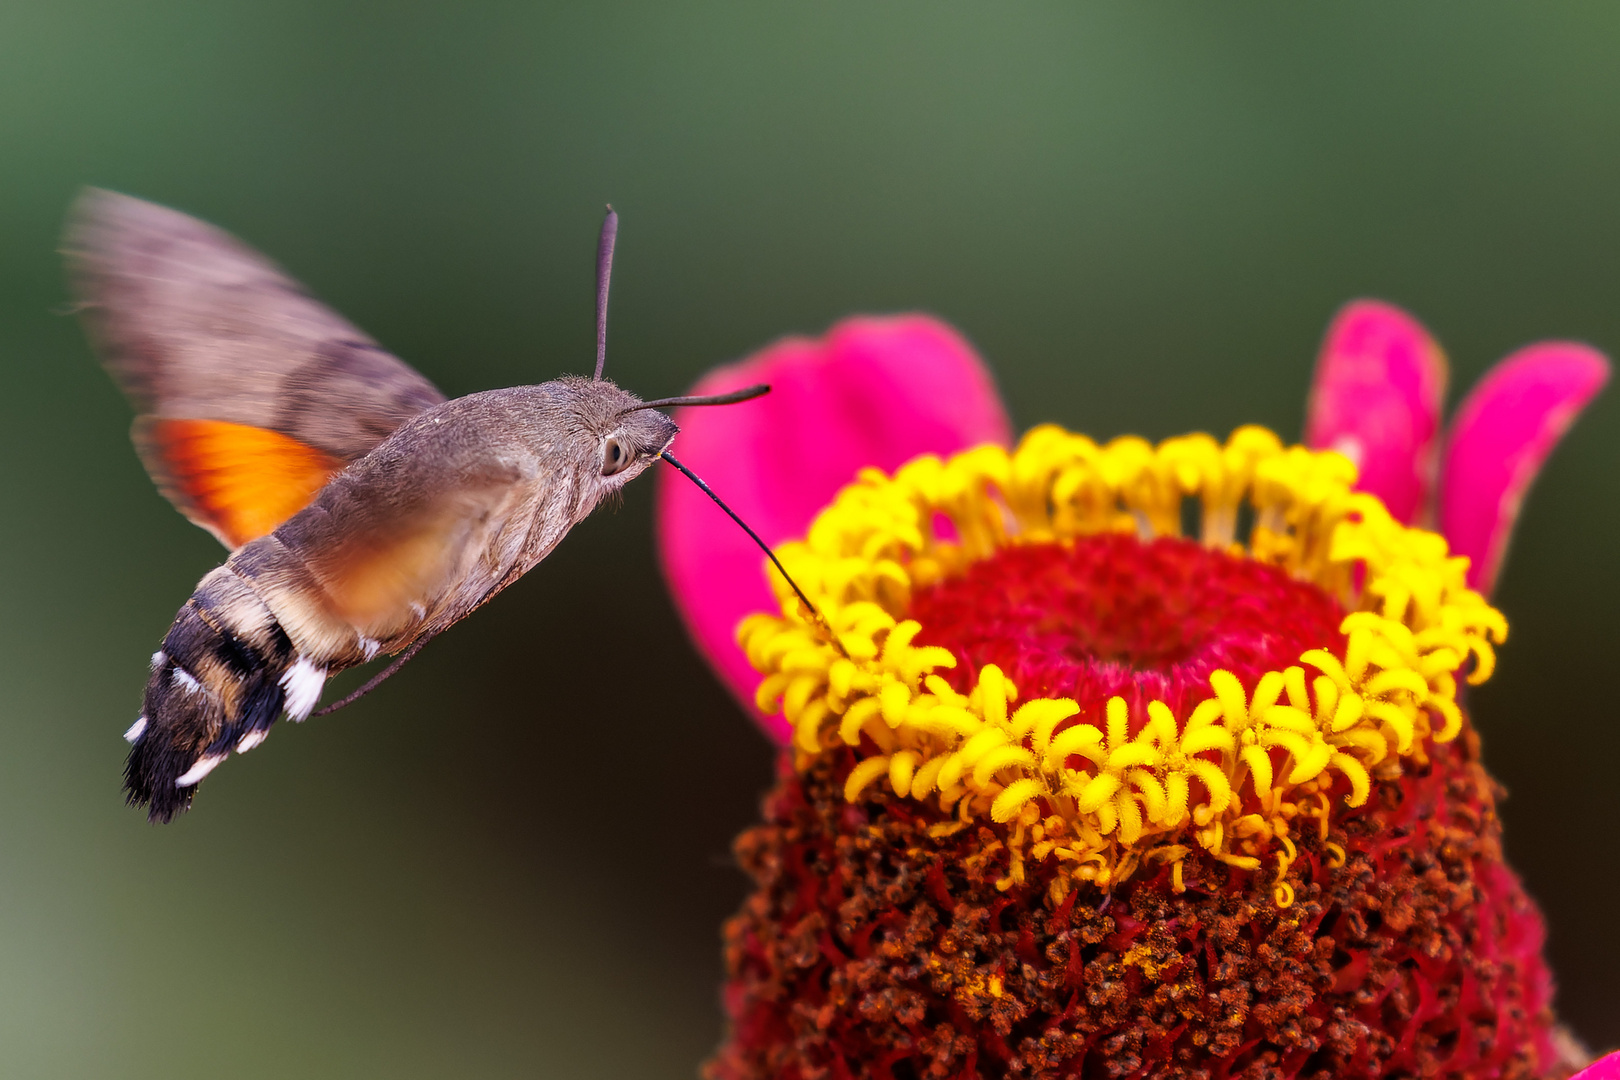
left=124, top=713, right=200, bottom=825
left=126, top=600, right=288, bottom=823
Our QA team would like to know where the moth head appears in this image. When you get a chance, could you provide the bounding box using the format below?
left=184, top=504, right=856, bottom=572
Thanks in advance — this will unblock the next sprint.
left=599, top=403, right=678, bottom=482
left=552, top=375, right=678, bottom=493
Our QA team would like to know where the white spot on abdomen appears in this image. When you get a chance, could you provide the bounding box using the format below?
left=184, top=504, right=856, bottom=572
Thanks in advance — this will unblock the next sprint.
left=175, top=753, right=226, bottom=787
left=171, top=667, right=203, bottom=695
left=236, top=728, right=269, bottom=753
left=358, top=636, right=381, bottom=662
left=124, top=716, right=147, bottom=743
left=280, top=657, right=327, bottom=721
left=150, top=650, right=167, bottom=672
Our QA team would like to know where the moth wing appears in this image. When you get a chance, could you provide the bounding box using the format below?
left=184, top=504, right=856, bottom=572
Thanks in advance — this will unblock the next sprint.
left=131, top=417, right=346, bottom=549
left=65, top=189, right=448, bottom=545
left=279, top=453, right=533, bottom=644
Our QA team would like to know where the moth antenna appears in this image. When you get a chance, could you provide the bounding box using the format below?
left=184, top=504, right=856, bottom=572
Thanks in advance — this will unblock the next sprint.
left=659, top=451, right=841, bottom=648
left=594, top=205, right=618, bottom=380
left=623, top=383, right=771, bottom=413
left=310, top=631, right=441, bottom=718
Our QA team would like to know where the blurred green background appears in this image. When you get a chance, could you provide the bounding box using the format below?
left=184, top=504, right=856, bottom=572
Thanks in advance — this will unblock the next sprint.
left=2, top=3, right=1617, bottom=1076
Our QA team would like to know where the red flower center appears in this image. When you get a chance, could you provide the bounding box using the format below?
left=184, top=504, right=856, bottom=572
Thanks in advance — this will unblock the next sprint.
left=913, top=533, right=1346, bottom=718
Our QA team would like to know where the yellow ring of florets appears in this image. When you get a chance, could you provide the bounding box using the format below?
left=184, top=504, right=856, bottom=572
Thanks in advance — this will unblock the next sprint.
left=739, top=425, right=1507, bottom=904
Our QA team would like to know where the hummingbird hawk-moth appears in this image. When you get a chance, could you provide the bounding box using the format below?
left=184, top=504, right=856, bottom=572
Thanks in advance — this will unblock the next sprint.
left=68, top=191, right=778, bottom=823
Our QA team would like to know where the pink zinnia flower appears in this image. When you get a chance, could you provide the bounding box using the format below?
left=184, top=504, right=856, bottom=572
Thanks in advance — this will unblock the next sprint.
left=657, top=308, right=1609, bottom=1079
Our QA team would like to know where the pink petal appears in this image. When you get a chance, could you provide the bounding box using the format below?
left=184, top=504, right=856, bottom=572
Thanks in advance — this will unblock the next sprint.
left=1441, top=341, right=1610, bottom=595
left=1304, top=300, right=1449, bottom=525
left=1573, top=1051, right=1620, bottom=1080
left=655, top=314, right=1012, bottom=741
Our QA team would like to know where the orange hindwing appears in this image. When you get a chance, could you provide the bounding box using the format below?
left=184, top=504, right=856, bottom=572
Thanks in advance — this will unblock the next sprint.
left=138, top=418, right=342, bottom=547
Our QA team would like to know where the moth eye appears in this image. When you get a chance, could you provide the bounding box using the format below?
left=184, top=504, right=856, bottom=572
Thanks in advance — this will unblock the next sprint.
left=601, top=436, right=634, bottom=477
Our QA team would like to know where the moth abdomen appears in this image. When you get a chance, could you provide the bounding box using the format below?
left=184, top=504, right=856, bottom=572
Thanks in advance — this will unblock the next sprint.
left=126, top=569, right=301, bottom=823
